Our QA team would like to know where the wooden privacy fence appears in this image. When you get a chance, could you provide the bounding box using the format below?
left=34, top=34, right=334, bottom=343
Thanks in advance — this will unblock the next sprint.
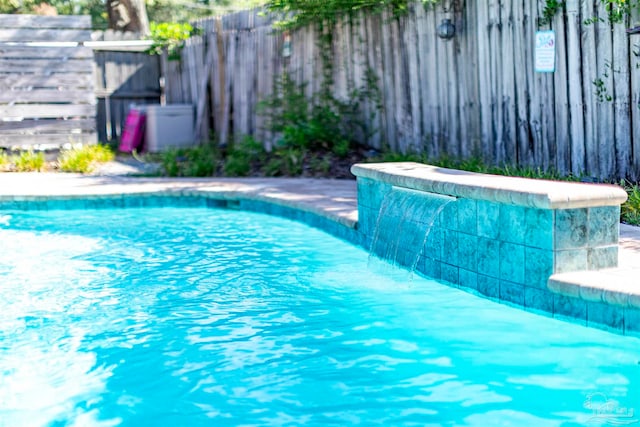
left=165, top=2, right=640, bottom=181
left=0, top=15, right=97, bottom=148
left=164, top=12, right=284, bottom=148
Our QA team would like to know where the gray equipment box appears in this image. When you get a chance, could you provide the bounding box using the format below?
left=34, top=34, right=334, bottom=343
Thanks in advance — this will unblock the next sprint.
left=145, top=104, right=194, bottom=152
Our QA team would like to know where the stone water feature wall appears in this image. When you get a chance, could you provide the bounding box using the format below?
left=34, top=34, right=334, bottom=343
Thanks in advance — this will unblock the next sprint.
left=351, top=163, right=629, bottom=316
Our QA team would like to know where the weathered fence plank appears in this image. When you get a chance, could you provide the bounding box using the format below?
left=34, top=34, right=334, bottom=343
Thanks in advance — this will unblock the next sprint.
left=380, top=9, right=398, bottom=152
left=477, top=1, right=493, bottom=163
left=581, top=0, right=597, bottom=176
left=535, top=0, right=556, bottom=171
left=405, top=6, right=421, bottom=154
left=553, top=10, right=571, bottom=175
left=459, top=0, right=478, bottom=159
left=0, top=90, right=95, bottom=104
left=0, top=15, right=91, bottom=29
left=0, top=119, right=96, bottom=133
left=414, top=5, right=428, bottom=154
left=445, top=27, right=460, bottom=157
left=0, top=74, right=94, bottom=91
left=0, top=133, right=96, bottom=146
left=496, top=0, right=522, bottom=163
left=566, top=0, right=586, bottom=175
left=0, top=29, right=92, bottom=42
left=0, top=58, right=94, bottom=73
left=0, top=104, right=95, bottom=119
left=512, top=0, right=530, bottom=166
left=366, top=12, right=384, bottom=150
left=596, top=1, right=616, bottom=178
left=490, top=0, right=505, bottom=163
left=613, top=21, right=631, bottom=179
left=0, top=46, right=93, bottom=59
left=220, top=28, right=235, bottom=144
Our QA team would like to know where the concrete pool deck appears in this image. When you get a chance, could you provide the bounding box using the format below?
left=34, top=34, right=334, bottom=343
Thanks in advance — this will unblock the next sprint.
left=0, top=171, right=639, bottom=315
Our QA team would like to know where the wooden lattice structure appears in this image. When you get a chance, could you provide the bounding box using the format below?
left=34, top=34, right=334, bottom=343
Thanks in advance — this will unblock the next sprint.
left=0, top=15, right=97, bottom=149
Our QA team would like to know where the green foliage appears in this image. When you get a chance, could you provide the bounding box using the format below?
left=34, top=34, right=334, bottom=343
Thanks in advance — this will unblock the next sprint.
left=593, top=60, right=616, bottom=102
left=0, top=151, right=8, bottom=170
left=13, top=150, right=45, bottom=172
left=374, top=151, right=428, bottom=163
left=0, top=0, right=259, bottom=30
left=161, top=143, right=218, bottom=177
left=542, top=0, right=640, bottom=26
left=147, top=22, right=200, bottom=60
left=593, top=77, right=613, bottom=102
left=0, top=0, right=21, bottom=13
left=539, top=0, right=564, bottom=26
left=583, top=0, right=640, bottom=24
left=621, top=180, right=640, bottom=225
left=58, top=144, right=115, bottom=173
left=488, top=164, right=577, bottom=181
left=223, top=136, right=266, bottom=176
left=147, top=0, right=264, bottom=23
left=308, top=153, right=332, bottom=175
left=0, top=0, right=108, bottom=29
left=332, top=139, right=351, bottom=158
left=265, top=0, right=439, bottom=29
left=601, top=0, right=639, bottom=24
left=259, top=72, right=379, bottom=156
left=371, top=152, right=576, bottom=181
left=263, top=147, right=304, bottom=176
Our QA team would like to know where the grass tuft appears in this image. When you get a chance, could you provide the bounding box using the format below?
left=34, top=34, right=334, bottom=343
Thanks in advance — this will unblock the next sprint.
left=13, top=150, right=45, bottom=172
left=0, top=151, right=9, bottom=171
left=58, top=144, right=115, bottom=173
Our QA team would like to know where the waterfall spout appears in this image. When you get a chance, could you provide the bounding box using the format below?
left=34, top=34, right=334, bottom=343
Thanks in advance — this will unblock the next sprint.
left=369, top=186, right=455, bottom=273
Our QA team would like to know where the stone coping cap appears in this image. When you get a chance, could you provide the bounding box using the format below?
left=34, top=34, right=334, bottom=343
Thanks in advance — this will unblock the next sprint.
left=351, top=162, right=628, bottom=209
left=548, top=271, right=640, bottom=309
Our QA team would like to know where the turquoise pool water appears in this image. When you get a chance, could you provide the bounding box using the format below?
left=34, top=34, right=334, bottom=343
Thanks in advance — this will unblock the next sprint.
left=1, top=206, right=639, bottom=426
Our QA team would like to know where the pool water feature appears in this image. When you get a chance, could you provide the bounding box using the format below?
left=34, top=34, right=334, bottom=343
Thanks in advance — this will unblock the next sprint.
left=370, top=187, right=454, bottom=271
left=1, top=206, right=640, bottom=426
left=352, top=162, right=633, bottom=333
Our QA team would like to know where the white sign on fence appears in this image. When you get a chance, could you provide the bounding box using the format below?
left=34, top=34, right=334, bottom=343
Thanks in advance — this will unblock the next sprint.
left=535, top=31, right=556, bottom=73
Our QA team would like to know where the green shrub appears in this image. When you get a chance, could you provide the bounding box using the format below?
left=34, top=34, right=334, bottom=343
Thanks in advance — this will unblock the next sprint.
left=263, top=147, right=304, bottom=177
left=161, top=143, right=218, bottom=177
left=259, top=73, right=377, bottom=156
left=58, top=144, right=115, bottom=173
left=622, top=181, right=640, bottom=225
left=13, top=150, right=45, bottom=172
left=308, top=154, right=332, bottom=175
left=332, top=139, right=351, bottom=158
left=161, top=149, right=182, bottom=177
left=223, top=136, right=266, bottom=177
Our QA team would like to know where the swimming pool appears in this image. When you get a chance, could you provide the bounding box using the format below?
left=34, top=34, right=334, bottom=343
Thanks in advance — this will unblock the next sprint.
left=1, top=205, right=639, bottom=426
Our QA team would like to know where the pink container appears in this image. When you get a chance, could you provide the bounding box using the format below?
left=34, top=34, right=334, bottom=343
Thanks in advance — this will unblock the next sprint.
left=119, top=108, right=146, bottom=153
